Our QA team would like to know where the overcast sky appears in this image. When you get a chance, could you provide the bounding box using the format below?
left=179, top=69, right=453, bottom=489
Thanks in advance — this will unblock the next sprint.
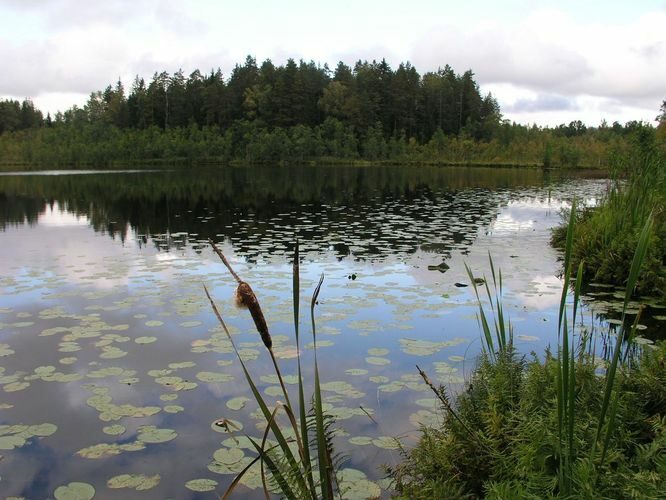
left=1, top=0, right=664, bottom=126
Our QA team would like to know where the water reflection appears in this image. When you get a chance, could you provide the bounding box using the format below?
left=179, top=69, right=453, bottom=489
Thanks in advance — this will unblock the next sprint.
left=0, top=165, right=659, bottom=498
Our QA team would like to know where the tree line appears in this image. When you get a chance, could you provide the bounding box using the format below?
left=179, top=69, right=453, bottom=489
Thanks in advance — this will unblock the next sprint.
left=0, top=57, right=664, bottom=167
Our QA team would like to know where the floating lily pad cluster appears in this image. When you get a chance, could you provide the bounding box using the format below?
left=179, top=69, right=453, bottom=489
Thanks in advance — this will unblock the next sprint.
left=77, top=425, right=177, bottom=459
left=0, top=423, right=57, bottom=450
left=399, top=337, right=468, bottom=356
left=85, top=385, right=161, bottom=421
left=107, top=473, right=160, bottom=490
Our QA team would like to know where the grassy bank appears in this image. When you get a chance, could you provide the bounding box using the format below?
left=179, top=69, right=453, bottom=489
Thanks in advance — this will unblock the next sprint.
left=553, top=130, right=665, bottom=298
left=390, top=214, right=666, bottom=498
left=390, top=343, right=666, bottom=498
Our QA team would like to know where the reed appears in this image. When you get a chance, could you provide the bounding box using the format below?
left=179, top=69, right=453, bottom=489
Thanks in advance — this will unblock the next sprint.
left=552, top=141, right=665, bottom=297
left=465, top=253, right=513, bottom=361
left=390, top=203, right=663, bottom=498
left=205, top=240, right=339, bottom=499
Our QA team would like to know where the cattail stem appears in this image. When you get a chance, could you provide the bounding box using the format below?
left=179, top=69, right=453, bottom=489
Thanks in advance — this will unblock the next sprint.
left=210, top=239, right=242, bottom=284
left=269, top=350, right=293, bottom=417
left=209, top=240, right=293, bottom=411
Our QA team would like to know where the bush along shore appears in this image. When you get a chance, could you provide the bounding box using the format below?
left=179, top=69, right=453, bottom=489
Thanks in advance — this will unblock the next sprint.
left=389, top=207, right=666, bottom=498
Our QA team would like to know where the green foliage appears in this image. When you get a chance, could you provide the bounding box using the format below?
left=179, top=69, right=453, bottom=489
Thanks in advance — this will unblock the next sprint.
left=391, top=212, right=664, bottom=498
left=3, top=57, right=657, bottom=168
left=553, top=132, right=666, bottom=297
left=391, top=341, right=666, bottom=498
left=0, top=98, right=43, bottom=134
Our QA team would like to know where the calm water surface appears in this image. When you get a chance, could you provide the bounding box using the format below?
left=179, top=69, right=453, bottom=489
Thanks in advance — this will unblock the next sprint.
left=0, top=165, right=660, bottom=498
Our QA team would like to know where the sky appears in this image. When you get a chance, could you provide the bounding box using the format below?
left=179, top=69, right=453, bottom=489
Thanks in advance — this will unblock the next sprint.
left=1, top=0, right=664, bottom=127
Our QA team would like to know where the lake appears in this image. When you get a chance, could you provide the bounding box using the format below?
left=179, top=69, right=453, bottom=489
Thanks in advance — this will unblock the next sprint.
left=0, top=165, right=662, bottom=498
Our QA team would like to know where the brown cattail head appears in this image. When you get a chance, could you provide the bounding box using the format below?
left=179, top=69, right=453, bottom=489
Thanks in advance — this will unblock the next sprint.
left=235, top=281, right=272, bottom=350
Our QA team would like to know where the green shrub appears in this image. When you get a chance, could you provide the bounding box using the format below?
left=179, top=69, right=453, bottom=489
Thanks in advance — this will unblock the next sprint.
left=390, top=343, right=666, bottom=498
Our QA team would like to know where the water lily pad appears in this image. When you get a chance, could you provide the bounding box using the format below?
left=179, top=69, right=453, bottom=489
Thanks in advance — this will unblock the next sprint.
left=107, top=473, right=160, bottom=490
left=0, top=344, right=15, bottom=357
left=145, top=320, right=163, bottom=327
left=54, top=482, right=95, bottom=500
left=264, top=385, right=284, bottom=397
left=3, top=378, right=30, bottom=392
left=196, top=371, right=234, bottom=383
left=349, top=436, right=373, bottom=446
left=28, top=423, right=57, bottom=436
left=179, top=321, right=202, bottom=328
left=168, top=361, right=196, bottom=369
left=260, top=373, right=299, bottom=385
left=308, top=339, right=335, bottom=349
left=367, top=348, right=389, bottom=356
left=87, top=367, right=125, bottom=378
left=345, top=368, right=369, bottom=376
left=320, top=381, right=365, bottom=398
left=102, top=425, right=126, bottom=436
left=372, top=436, right=401, bottom=450
left=399, top=337, right=467, bottom=356
left=99, top=346, right=127, bottom=359
left=226, top=396, right=250, bottom=411
left=213, top=447, right=245, bottom=464
left=77, top=441, right=146, bottom=459
left=378, top=381, right=404, bottom=393
left=433, top=362, right=458, bottom=375
left=410, top=409, right=441, bottom=427
left=135, top=336, right=157, bottom=344
left=338, top=468, right=382, bottom=500
left=365, top=356, right=390, bottom=366
left=0, top=434, right=26, bottom=450
left=136, top=425, right=177, bottom=444
left=164, top=405, right=185, bottom=413
left=185, top=478, right=218, bottom=492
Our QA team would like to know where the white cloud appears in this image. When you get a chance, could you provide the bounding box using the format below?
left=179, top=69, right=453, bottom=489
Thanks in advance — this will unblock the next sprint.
left=408, top=7, right=665, bottom=124
left=1, top=1, right=663, bottom=124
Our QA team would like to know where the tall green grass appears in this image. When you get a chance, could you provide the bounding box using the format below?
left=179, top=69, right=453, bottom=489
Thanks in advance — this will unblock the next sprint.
left=390, top=204, right=666, bottom=498
left=553, top=137, right=665, bottom=296
left=205, top=240, right=339, bottom=499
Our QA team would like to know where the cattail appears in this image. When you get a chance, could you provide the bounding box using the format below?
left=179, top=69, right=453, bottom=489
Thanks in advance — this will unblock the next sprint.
left=234, top=281, right=272, bottom=350
left=209, top=239, right=272, bottom=350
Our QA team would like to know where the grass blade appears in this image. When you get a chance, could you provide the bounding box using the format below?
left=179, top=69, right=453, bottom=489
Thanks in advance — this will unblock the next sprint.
left=292, top=241, right=318, bottom=496
left=310, top=274, right=334, bottom=499
left=595, top=215, right=653, bottom=465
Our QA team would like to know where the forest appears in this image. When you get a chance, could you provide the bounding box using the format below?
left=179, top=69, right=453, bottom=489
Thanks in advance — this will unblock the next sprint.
left=0, top=56, right=664, bottom=167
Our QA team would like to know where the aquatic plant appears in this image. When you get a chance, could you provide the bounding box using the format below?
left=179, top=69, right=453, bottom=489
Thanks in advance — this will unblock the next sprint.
left=553, top=135, right=665, bottom=296
left=389, top=205, right=666, bottom=497
left=205, top=240, right=340, bottom=499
